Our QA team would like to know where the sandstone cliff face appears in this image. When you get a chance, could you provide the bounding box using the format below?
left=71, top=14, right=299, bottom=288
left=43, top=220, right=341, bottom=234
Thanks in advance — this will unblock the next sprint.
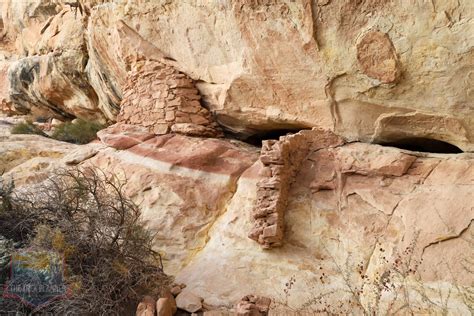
left=175, top=130, right=474, bottom=314
left=2, top=125, right=472, bottom=313
left=82, top=0, right=474, bottom=151
left=0, top=0, right=473, bottom=314
left=1, top=0, right=473, bottom=150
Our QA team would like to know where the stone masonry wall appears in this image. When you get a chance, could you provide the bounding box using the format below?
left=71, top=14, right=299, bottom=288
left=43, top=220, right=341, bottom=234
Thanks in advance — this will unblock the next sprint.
left=249, top=131, right=312, bottom=248
left=117, top=60, right=223, bottom=138
left=249, top=129, right=345, bottom=248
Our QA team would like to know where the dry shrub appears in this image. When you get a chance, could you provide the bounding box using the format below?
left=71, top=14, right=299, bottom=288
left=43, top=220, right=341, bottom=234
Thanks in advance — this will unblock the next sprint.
left=0, top=168, right=171, bottom=315
left=10, top=121, right=47, bottom=137
left=51, top=119, right=104, bottom=144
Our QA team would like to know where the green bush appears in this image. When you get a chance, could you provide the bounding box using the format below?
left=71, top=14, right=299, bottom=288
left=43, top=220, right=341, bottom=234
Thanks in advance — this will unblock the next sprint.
left=52, top=119, right=104, bottom=144
left=10, top=121, right=47, bottom=137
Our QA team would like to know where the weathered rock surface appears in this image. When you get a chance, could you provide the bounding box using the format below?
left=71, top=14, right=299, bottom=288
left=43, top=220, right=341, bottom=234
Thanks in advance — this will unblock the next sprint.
left=1, top=0, right=473, bottom=314
left=1, top=127, right=472, bottom=314
left=61, top=143, right=104, bottom=165
left=84, top=133, right=259, bottom=274
left=8, top=51, right=101, bottom=120
left=0, top=61, right=14, bottom=115
left=175, top=291, right=203, bottom=313
left=2, top=2, right=103, bottom=121
left=97, top=123, right=155, bottom=150
left=136, top=296, right=156, bottom=316
left=356, top=31, right=401, bottom=84
left=0, top=132, right=77, bottom=184
left=1, top=0, right=473, bottom=151
left=236, top=295, right=271, bottom=316
left=174, top=130, right=473, bottom=314
left=80, top=0, right=474, bottom=150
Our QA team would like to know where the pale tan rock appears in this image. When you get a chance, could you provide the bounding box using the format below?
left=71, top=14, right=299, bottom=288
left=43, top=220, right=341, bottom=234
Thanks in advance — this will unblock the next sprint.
left=175, top=291, right=203, bottom=313
left=152, top=123, right=170, bottom=135
left=62, top=146, right=100, bottom=166
left=0, top=5, right=473, bottom=314
left=3, top=2, right=104, bottom=121
left=336, top=143, right=417, bottom=176
left=80, top=0, right=474, bottom=151
left=236, top=295, right=271, bottom=316
left=3, top=0, right=474, bottom=150
left=0, top=134, right=77, bottom=184
left=50, top=118, right=63, bottom=127
left=0, top=61, right=14, bottom=115
left=171, top=123, right=221, bottom=138
left=1, top=126, right=473, bottom=314
left=136, top=296, right=156, bottom=316
left=8, top=52, right=103, bottom=121
left=170, top=285, right=183, bottom=297
left=83, top=133, right=259, bottom=274
left=174, top=130, right=474, bottom=314
left=2, top=0, right=474, bottom=150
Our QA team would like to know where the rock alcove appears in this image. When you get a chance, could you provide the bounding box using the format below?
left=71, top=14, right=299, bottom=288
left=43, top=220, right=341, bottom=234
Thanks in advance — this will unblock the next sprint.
left=241, top=128, right=310, bottom=146
left=378, top=137, right=463, bottom=154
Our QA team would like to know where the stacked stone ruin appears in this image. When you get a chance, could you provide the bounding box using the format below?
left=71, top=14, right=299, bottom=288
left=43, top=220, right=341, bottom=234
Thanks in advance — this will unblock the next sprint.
left=117, top=60, right=223, bottom=138
left=248, top=131, right=312, bottom=248
left=235, top=295, right=271, bottom=316
left=249, top=129, right=345, bottom=249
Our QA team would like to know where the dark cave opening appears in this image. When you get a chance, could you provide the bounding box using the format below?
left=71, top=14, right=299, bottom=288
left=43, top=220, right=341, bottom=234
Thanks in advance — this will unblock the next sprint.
left=379, top=137, right=463, bottom=154
left=229, top=128, right=309, bottom=147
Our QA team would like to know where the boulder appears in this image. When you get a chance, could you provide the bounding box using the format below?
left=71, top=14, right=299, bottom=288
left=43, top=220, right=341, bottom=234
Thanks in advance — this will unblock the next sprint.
left=235, top=295, right=271, bottom=316
left=51, top=118, right=64, bottom=127
left=175, top=291, right=203, bottom=313
left=97, top=123, right=155, bottom=150
left=161, top=289, right=177, bottom=314
left=156, top=298, right=173, bottom=316
left=170, top=285, right=183, bottom=297
left=136, top=296, right=156, bottom=316
left=62, top=145, right=102, bottom=165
